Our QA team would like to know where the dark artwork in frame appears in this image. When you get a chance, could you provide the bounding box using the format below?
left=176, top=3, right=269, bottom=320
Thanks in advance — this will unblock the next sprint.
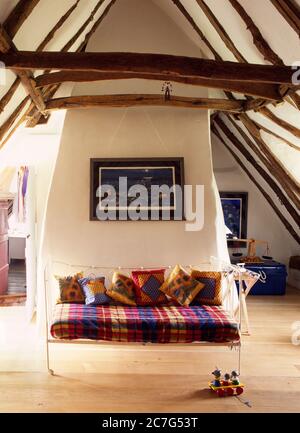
left=90, top=158, right=185, bottom=221
left=220, top=191, right=248, bottom=248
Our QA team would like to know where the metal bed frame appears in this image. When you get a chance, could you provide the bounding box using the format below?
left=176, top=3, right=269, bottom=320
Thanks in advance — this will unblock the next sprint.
left=44, top=258, right=257, bottom=376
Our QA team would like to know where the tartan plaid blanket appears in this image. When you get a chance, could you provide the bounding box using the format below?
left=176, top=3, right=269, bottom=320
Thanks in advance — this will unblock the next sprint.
left=50, top=304, right=240, bottom=343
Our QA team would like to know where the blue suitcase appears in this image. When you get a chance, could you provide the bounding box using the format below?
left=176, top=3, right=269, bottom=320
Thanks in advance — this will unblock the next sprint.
left=241, top=261, right=287, bottom=295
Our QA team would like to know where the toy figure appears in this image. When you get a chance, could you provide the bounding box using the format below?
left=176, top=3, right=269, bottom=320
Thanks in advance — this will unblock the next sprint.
left=231, top=370, right=240, bottom=385
left=211, top=369, right=222, bottom=387
left=222, top=373, right=231, bottom=386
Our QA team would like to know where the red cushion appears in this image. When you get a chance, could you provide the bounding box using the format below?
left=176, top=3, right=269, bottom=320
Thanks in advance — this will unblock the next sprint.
left=131, top=268, right=168, bottom=306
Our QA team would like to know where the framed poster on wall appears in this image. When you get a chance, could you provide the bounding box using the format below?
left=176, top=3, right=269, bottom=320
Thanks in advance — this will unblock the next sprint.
left=90, top=158, right=185, bottom=221
left=220, top=191, right=248, bottom=247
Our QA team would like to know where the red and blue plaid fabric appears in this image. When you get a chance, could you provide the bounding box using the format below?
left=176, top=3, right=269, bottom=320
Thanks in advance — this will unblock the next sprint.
left=50, top=304, right=240, bottom=343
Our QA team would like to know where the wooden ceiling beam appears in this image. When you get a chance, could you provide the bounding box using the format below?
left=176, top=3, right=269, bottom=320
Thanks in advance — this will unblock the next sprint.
left=43, top=94, right=245, bottom=113
left=0, top=24, right=46, bottom=115
left=196, top=0, right=247, bottom=63
left=259, top=106, right=300, bottom=139
left=3, top=0, right=40, bottom=39
left=270, top=0, right=300, bottom=38
left=170, top=0, right=222, bottom=60
left=214, top=115, right=300, bottom=228
left=36, top=0, right=81, bottom=51
left=212, top=123, right=300, bottom=244
left=228, top=0, right=284, bottom=65
left=34, top=70, right=282, bottom=100
left=0, top=51, right=298, bottom=84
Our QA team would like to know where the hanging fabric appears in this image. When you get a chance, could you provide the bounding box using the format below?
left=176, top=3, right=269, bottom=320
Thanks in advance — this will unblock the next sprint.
left=18, top=166, right=29, bottom=223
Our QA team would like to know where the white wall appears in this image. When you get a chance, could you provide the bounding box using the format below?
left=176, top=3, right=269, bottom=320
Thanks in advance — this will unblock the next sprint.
left=212, top=136, right=300, bottom=269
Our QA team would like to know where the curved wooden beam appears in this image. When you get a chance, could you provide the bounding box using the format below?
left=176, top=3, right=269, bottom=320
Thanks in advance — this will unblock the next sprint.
left=44, top=94, right=245, bottom=113
left=3, top=0, right=40, bottom=39
left=212, top=124, right=300, bottom=244
left=34, top=70, right=282, bottom=100
left=0, top=51, right=298, bottom=84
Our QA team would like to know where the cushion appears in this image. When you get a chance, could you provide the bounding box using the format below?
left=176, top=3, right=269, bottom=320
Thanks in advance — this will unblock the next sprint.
left=79, top=276, right=110, bottom=306
left=190, top=270, right=222, bottom=306
left=159, top=265, right=204, bottom=306
left=131, top=268, right=168, bottom=306
left=106, top=272, right=136, bottom=306
left=55, top=272, right=85, bottom=303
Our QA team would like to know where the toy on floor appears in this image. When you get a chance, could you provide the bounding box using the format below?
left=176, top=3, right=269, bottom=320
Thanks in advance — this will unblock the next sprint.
left=209, top=369, right=244, bottom=397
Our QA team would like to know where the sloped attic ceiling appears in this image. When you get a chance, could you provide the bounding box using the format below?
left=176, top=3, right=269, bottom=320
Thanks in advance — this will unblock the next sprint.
left=0, top=0, right=299, bottom=244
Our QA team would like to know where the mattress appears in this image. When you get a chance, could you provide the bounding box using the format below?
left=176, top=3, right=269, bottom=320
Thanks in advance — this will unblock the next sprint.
left=50, top=304, right=240, bottom=344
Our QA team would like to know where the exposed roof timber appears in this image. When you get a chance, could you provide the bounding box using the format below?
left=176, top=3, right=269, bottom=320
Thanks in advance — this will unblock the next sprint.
left=212, top=123, right=300, bottom=244
left=270, top=0, right=300, bottom=38
left=259, top=107, right=300, bottom=139
left=34, top=70, right=282, bottom=101
left=3, top=0, right=40, bottom=39
left=0, top=78, right=20, bottom=114
left=61, top=0, right=106, bottom=52
left=0, top=24, right=46, bottom=115
left=170, top=0, right=222, bottom=60
left=214, top=115, right=300, bottom=229
left=196, top=0, right=247, bottom=63
left=36, top=0, right=81, bottom=52
left=238, top=113, right=300, bottom=193
left=228, top=0, right=284, bottom=65
left=26, top=0, right=118, bottom=127
left=43, top=94, right=245, bottom=113
left=0, top=96, right=31, bottom=142
left=1, top=51, right=298, bottom=84
left=76, top=0, right=117, bottom=52
left=252, top=119, right=300, bottom=151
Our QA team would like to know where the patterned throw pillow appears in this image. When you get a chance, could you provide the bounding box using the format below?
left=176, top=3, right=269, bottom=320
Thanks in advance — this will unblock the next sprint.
left=56, top=272, right=85, bottom=303
left=131, top=269, right=167, bottom=306
left=190, top=270, right=222, bottom=306
left=106, top=272, right=137, bottom=306
left=159, top=265, right=204, bottom=306
left=79, top=276, right=110, bottom=305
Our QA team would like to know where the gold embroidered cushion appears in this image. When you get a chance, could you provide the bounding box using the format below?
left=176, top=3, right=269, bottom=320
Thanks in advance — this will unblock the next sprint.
left=56, top=272, right=85, bottom=303
left=107, top=272, right=137, bottom=306
left=190, top=270, right=222, bottom=306
left=159, top=265, right=204, bottom=306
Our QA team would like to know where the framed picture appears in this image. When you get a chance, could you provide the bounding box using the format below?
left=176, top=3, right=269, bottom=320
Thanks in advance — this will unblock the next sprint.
left=90, top=158, right=185, bottom=221
left=220, top=191, right=248, bottom=247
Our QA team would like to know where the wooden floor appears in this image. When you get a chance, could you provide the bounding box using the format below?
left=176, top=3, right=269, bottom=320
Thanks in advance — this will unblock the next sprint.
left=0, top=260, right=26, bottom=306
left=0, top=287, right=300, bottom=413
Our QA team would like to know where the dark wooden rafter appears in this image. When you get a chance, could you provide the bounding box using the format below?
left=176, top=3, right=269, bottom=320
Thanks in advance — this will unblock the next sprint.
left=77, top=0, right=117, bottom=52
left=170, top=0, right=222, bottom=60
left=43, top=94, right=245, bottom=112
left=259, top=107, right=300, bottom=139
left=0, top=24, right=46, bottom=115
left=0, top=0, right=81, bottom=118
left=251, top=119, right=300, bottom=151
left=26, top=0, right=117, bottom=127
left=228, top=0, right=284, bottom=65
left=61, top=0, right=106, bottom=52
left=270, top=0, right=300, bottom=38
left=196, top=0, right=247, bottom=63
left=0, top=78, right=20, bottom=114
left=238, top=113, right=300, bottom=193
left=214, top=115, right=300, bottom=228
left=230, top=113, right=300, bottom=203
left=34, top=70, right=282, bottom=101
left=3, top=0, right=40, bottom=39
left=0, top=96, right=31, bottom=143
left=212, top=123, right=300, bottom=244
left=1, top=51, right=298, bottom=84
left=36, top=0, right=81, bottom=51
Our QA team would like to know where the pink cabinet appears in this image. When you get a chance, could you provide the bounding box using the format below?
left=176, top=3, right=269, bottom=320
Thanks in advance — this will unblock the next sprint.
left=0, top=200, right=9, bottom=295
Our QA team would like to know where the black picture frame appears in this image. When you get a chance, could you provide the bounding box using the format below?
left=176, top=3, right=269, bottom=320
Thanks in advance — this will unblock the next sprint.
left=220, top=191, right=248, bottom=248
left=90, top=158, right=185, bottom=221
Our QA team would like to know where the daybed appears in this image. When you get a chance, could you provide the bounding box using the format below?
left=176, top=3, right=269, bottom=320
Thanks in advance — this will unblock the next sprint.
left=45, top=260, right=254, bottom=376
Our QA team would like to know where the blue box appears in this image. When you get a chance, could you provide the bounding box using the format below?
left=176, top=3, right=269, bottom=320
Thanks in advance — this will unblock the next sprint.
left=238, top=261, right=287, bottom=295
